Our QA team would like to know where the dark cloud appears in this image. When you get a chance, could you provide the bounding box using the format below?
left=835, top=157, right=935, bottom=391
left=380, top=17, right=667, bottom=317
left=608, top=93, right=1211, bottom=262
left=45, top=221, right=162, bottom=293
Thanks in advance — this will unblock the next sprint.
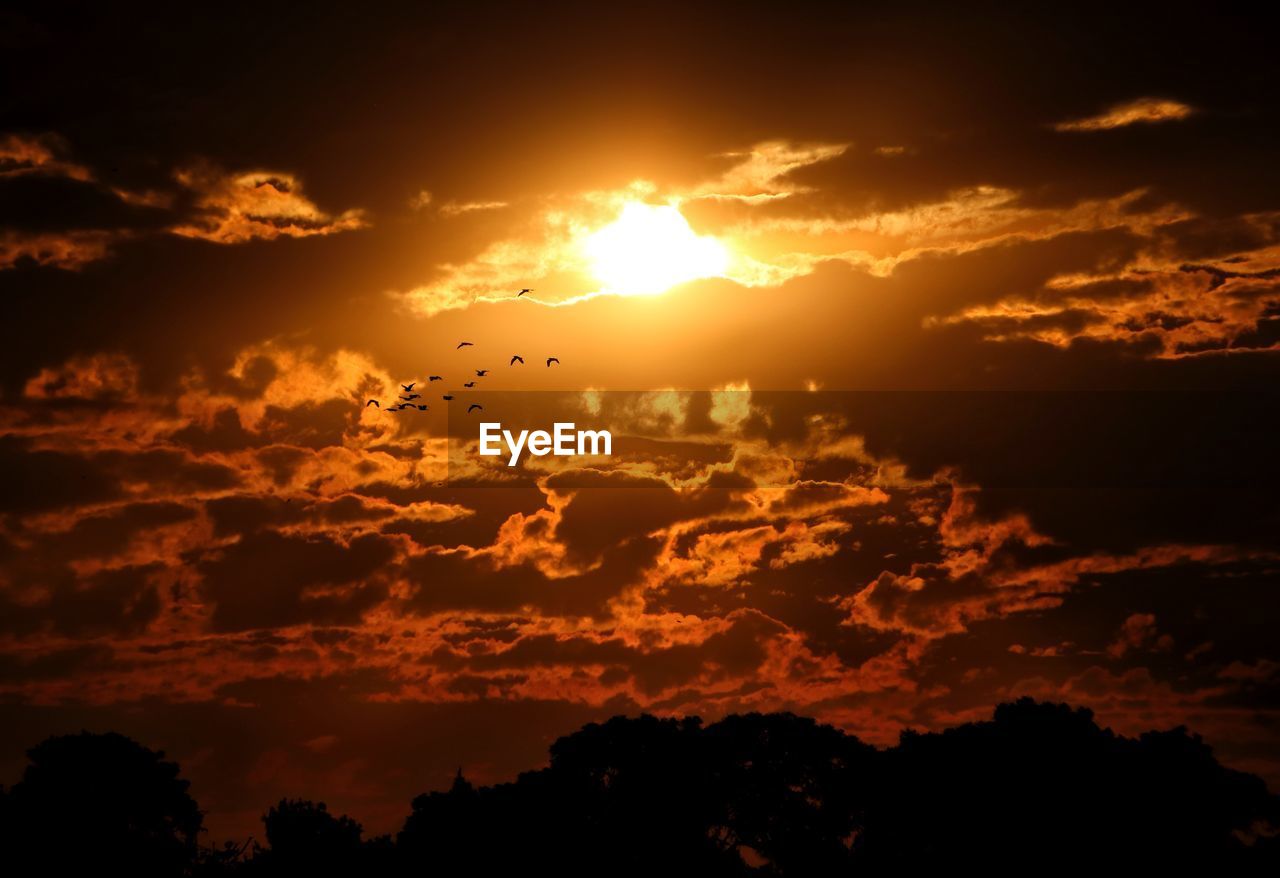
left=546, top=468, right=745, bottom=562
left=0, top=563, right=163, bottom=637
left=403, top=534, right=664, bottom=618
left=196, top=531, right=396, bottom=631
left=0, top=436, right=122, bottom=513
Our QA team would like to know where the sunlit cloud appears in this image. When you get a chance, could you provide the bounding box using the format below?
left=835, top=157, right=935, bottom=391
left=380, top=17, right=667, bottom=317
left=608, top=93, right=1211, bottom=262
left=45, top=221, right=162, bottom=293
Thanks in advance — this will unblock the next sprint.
left=0, top=229, right=119, bottom=270
left=23, top=353, right=140, bottom=400
left=0, top=132, right=93, bottom=181
left=393, top=145, right=854, bottom=316
left=0, top=135, right=372, bottom=271
left=170, top=167, right=368, bottom=244
left=690, top=140, right=849, bottom=202
left=438, top=199, right=510, bottom=216
left=393, top=148, right=1211, bottom=323
left=928, top=229, right=1280, bottom=356
left=1052, top=97, right=1194, bottom=132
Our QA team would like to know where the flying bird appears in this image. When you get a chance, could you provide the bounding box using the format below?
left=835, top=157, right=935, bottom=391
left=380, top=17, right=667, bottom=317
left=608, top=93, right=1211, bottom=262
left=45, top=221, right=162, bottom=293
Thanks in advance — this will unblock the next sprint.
left=416, top=405, right=429, bottom=411
left=443, top=394, right=454, bottom=401
left=517, top=288, right=533, bottom=296
left=366, top=399, right=380, bottom=407
left=464, top=381, right=475, bottom=388
left=456, top=341, right=474, bottom=349
left=401, top=383, right=416, bottom=391
left=546, top=357, right=559, bottom=367
left=475, top=369, right=489, bottom=376
left=510, top=355, right=524, bottom=365
left=400, top=393, right=421, bottom=401
left=468, top=404, right=483, bottom=413
left=429, top=375, right=443, bottom=382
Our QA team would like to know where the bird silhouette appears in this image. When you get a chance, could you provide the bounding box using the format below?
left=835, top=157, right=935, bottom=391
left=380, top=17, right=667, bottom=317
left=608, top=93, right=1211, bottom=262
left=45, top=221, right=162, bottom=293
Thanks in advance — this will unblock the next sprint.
left=416, top=405, right=429, bottom=411
left=510, top=355, right=524, bottom=365
left=400, top=393, right=422, bottom=401
left=456, top=341, right=474, bottom=349
left=546, top=357, right=559, bottom=367
left=464, top=381, right=475, bottom=388
left=366, top=399, right=380, bottom=407
left=443, top=394, right=454, bottom=401
left=517, top=288, right=533, bottom=296
left=468, top=404, right=483, bottom=413
left=429, top=375, right=443, bottom=382
left=401, top=383, right=416, bottom=391
left=475, top=369, right=489, bottom=377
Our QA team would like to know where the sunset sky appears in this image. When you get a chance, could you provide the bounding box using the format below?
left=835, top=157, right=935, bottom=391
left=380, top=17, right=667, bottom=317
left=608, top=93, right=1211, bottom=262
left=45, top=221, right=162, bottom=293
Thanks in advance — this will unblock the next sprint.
left=2, top=2, right=1278, bottom=839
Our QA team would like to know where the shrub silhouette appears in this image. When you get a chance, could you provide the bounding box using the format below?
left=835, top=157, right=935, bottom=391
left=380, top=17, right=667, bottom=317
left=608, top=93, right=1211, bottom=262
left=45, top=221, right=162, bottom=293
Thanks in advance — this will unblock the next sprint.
left=3, top=700, right=1278, bottom=876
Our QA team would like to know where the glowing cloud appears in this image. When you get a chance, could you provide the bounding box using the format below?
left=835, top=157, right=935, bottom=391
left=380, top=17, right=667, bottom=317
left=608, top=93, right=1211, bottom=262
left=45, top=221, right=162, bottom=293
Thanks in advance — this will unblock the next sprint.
left=171, top=167, right=368, bottom=244
left=1053, top=97, right=1193, bottom=132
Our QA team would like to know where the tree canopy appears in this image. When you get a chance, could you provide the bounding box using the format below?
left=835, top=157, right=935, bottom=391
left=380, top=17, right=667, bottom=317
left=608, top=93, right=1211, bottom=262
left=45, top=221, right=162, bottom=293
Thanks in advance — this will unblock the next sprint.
left=1, top=699, right=1277, bottom=876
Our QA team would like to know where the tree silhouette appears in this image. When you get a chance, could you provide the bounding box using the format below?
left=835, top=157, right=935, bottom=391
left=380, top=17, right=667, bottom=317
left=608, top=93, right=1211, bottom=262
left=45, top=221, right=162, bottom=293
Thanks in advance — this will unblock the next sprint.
left=395, top=700, right=1280, bottom=876
left=247, top=799, right=368, bottom=877
left=703, top=712, right=877, bottom=874
left=1, top=731, right=202, bottom=878
left=399, top=715, right=751, bottom=876
left=857, top=698, right=1280, bottom=873
left=399, top=768, right=487, bottom=874
left=3, top=701, right=1278, bottom=876
left=536, top=714, right=747, bottom=875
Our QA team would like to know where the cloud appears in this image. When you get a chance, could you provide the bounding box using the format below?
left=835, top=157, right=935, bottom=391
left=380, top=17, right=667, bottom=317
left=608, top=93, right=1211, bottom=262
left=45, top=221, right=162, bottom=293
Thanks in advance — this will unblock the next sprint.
left=170, top=167, right=368, bottom=244
left=23, top=352, right=139, bottom=400
left=1105, top=613, right=1163, bottom=658
left=0, top=229, right=118, bottom=269
left=393, top=146, right=852, bottom=317
left=1217, top=659, right=1279, bottom=682
left=438, top=200, right=509, bottom=216
left=1, top=134, right=371, bottom=270
left=196, top=530, right=396, bottom=632
left=388, top=143, right=1238, bottom=326
left=927, top=222, right=1280, bottom=356
left=1052, top=98, right=1194, bottom=132
left=689, top=141, right=849, bottom=202
left=0, top=133, right=91, bottom=181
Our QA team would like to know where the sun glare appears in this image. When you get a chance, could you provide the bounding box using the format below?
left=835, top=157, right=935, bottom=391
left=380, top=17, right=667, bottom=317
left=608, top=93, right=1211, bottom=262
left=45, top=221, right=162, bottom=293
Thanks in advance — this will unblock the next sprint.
left=585, top=202, right=730, bottom=295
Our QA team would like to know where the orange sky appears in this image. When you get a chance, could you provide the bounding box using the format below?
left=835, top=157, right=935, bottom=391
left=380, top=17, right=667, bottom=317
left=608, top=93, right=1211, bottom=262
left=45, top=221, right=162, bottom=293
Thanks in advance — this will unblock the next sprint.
left=1, top=2, right=1278, bottom=840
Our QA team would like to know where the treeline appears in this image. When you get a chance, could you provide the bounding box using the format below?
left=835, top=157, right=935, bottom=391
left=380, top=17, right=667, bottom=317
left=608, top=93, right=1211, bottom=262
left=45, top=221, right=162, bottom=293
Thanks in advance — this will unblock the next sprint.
left=2, top=698, right=1278, bottom=876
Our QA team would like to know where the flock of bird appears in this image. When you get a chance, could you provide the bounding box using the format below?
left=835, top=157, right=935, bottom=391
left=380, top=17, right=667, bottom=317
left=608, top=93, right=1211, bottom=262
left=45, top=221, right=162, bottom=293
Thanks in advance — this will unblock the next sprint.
left=365, top=300, right=559, bottom=415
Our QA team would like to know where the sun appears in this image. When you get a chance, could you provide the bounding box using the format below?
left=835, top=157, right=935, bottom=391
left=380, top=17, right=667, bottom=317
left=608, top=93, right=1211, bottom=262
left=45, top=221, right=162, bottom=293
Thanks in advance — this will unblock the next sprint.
left=584, top=202, right=730, bottom=295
